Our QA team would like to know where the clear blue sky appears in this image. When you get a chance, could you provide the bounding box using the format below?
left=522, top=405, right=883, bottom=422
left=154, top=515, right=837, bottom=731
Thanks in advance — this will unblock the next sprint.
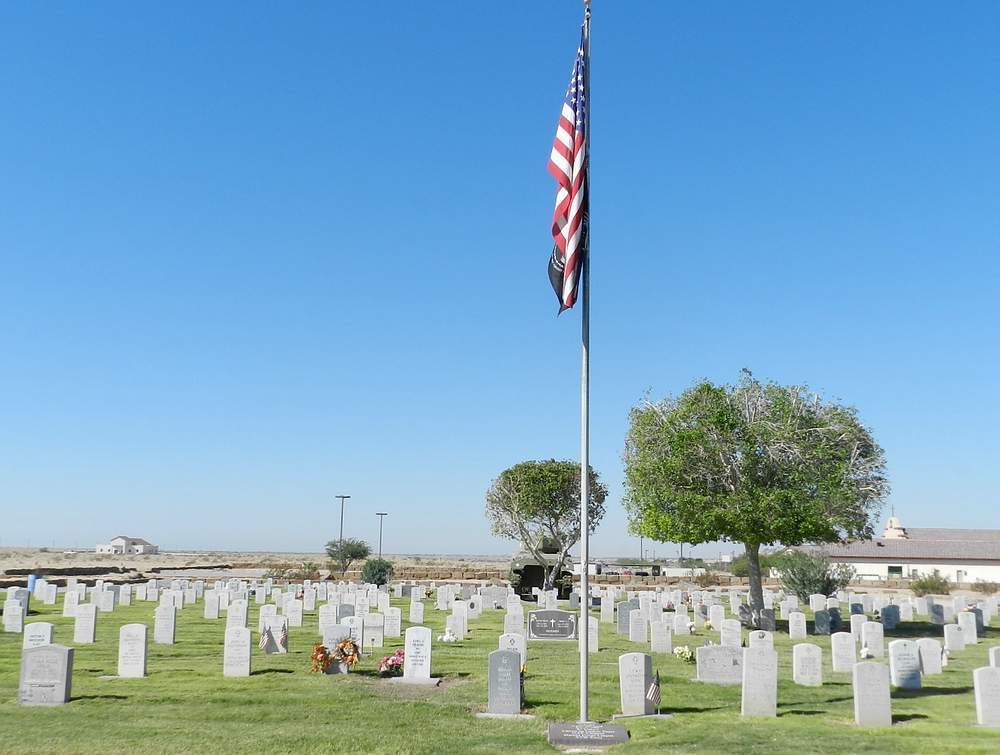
left=2, top=2, right=998, bottom=557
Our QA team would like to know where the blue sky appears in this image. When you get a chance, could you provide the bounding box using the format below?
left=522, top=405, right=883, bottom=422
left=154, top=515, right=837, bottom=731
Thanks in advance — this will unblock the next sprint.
left=2, top=2, right=998, bottom=557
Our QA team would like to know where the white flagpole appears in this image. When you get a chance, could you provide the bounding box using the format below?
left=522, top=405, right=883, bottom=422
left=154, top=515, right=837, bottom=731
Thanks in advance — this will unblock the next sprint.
left=578, top=0, right=592, bottom=725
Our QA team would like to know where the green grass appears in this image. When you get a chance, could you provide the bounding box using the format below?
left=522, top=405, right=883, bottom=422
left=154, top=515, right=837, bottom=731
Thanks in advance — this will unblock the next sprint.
left=1, top=595, right=999, bottom=753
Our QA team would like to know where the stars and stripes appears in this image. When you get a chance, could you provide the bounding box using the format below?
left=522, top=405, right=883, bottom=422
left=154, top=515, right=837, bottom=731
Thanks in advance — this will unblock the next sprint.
left=646, top=670, right=661, bottom=708
left=279, top=621, right=289, bottom=651
left=547, top=14, right=589, bottom=311
left=258, top=626, right=272, bottom=650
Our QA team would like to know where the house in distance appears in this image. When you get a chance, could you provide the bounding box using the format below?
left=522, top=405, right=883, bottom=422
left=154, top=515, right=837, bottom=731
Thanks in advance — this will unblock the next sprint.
left=95, top=535, right=159, bottom=555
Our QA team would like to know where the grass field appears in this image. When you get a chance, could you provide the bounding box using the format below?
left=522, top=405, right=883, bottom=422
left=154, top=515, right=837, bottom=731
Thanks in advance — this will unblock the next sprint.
left=1, top=593, right=998, bottom=754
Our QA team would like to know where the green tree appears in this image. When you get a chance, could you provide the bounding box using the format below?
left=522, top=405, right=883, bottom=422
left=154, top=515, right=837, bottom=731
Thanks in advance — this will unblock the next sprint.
left=361, top=558, right=394, bottom=586
left=325, top=538, right=371, bottom=578
left=485, top=459, right=608, bottom=591
left=778, top=550, right=855, bottom=602
left=729, top=552, right=782, bottom=578
left=623, top=371, right=888, bottom=625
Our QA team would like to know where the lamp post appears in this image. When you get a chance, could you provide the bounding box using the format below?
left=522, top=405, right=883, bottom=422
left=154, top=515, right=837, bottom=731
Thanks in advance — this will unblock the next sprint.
left=375, top=512, right=388, bottom=559
left=336, top=495, right=351, bottom=543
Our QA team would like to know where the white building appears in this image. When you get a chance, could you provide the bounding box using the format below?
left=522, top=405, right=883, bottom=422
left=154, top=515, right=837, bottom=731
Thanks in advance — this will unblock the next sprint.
left=95, top=536, right=159, bottom=555
left=809, top=517, right=1000, bottom=583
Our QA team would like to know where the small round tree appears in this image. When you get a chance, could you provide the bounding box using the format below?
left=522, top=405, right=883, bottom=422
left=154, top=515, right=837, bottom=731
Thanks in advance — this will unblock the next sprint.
left=325, top=538, right=371, bottom=579
left=361, top=558, right=395, bottom=587
left=485, top=459, right=607, bottom=591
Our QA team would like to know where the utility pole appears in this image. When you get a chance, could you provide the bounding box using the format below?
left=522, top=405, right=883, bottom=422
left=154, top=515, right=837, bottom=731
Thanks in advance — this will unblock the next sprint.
left=336, top=495, right=351, bottom=543
left=375, top=512, right=388, bottom=559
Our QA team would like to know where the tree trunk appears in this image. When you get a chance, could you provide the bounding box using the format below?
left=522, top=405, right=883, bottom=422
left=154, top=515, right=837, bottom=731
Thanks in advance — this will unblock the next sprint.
left=744, top=542, right=764, bottom=627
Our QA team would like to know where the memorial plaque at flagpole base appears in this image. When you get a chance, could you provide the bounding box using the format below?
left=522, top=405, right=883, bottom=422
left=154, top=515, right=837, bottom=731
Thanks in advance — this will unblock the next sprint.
left=547, top=721, right=629, bottom=750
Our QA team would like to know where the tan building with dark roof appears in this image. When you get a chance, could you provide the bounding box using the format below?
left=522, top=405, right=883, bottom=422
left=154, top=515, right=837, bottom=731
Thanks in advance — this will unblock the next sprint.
left=804, top=516, right=1000, bottom=583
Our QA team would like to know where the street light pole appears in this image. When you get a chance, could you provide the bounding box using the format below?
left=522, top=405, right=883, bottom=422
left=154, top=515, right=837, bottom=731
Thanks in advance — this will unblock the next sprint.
left=336, top=495, right=351, bottom=543
left=375, top=512, right=388, bottom=559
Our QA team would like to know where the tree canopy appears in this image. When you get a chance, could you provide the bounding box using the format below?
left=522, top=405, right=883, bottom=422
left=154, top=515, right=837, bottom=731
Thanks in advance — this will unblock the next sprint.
left=623, top=370, right=888, bottom=619
left=485, top=459, right=608, bottom=590
left=325, top=538, right=371, bottom=578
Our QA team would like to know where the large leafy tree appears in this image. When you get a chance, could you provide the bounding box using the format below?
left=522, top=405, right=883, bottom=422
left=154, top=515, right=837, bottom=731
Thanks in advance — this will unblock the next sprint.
left=623, top=371, right=888, bottom=623
left=485, top=459, right=608, bottom=591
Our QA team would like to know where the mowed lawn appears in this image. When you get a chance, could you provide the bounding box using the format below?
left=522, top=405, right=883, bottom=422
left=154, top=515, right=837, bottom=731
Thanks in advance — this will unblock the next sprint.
left=1, top=593, right=999, bottom=754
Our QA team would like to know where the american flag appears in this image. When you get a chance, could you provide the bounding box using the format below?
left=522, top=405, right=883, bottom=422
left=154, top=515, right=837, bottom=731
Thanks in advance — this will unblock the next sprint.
left=279, top=621, right=289, bottom=650
left=258, top=626, right=271, bottom=650
left=547, top=12, right=589, bottom=311
left=646, top=670, right=661, bottom=708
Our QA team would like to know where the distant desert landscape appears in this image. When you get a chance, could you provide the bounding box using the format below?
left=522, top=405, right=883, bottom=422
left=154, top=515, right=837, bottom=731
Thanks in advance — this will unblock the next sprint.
left=0, top=547, right=514, bottom=586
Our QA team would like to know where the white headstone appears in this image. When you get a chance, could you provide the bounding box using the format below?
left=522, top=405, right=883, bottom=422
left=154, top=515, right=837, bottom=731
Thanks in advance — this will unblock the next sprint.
left=853, top=661, right=891, bottom=727
left=403, top=626, right=432, bottom=680
left=409, top=601, right=425, bottom=624
left=154, top=605, right=176, bottom=645
left=887, top=639, right=921, bottom=689
left=628, top=610, right=647, bottom=644
left=974, top=666, right=1000, bottom=727
left=227, top=599, right=248, bottom=629
left=384, top=607, right=402, bottom=638
left=363, top=612, right=385, bottom=649
left=792, top=643, right=822, bottom=686
left=650, top=621, right=673, bottom=654
left=73, top=603, right=97, bottom=644
left=63, top=591, right=79, bottom=618
left=720, top=619, right=741, bottom=647
left=943, top=624, right=965, bottom=652
left=117, top=624, right=147, bottom=678
left=741, top=646, right=777, bottom=717
left=788, top=611, right=807, bottom=640
left=957, top=612, right=978, bottom=645
left=861, top=621, right=884, bottom=658
left=223, top=626, right=252, bottom=677
left=618, top=653, right=655, bottom=716
left=917, top=638, right=943, bottom=675
left=22, top=622, right=54, bottom=649
left=499, top=632, right=527, bottom=666
left=831, top=632, right=855, bottom=672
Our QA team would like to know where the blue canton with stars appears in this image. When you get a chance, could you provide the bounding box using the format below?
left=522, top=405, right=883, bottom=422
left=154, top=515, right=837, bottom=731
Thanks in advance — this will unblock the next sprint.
left=564, top=32, right=587, bottom=136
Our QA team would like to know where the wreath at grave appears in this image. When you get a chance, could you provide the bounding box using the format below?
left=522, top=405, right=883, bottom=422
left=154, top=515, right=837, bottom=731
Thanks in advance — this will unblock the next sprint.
left=311, top=644, right=333, bottom=673
left=331, top=639, right=361, bottom=667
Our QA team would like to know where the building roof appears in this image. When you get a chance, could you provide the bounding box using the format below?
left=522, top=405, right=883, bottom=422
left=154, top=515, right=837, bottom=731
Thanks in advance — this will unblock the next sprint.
left=110, top=536, right=155, bottom=546
left=904, top=527, right=1000, bottom=542
left=802, top=531, right=1000, bottom=562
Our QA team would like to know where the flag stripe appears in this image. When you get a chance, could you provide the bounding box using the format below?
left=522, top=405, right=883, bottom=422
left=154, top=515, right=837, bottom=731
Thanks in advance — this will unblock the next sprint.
left=546, top=19, right=588, bottom=311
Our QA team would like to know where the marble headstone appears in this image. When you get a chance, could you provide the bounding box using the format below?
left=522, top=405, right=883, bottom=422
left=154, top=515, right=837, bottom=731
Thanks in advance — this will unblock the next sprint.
left=18, top=644, right=74, bottom=705
left=853, top=661, right=891, bottom=727
left=117, top=624, right=147, bottom=678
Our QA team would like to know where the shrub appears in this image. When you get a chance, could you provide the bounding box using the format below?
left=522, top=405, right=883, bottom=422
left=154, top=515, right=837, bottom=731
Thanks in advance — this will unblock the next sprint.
left=778, top=551, right=854, bottom=602
left=910, top=571, right=952, bottom=597
left=975, top=580, right=1000, bottom=596
left=361, top=558, right=394, bottom=586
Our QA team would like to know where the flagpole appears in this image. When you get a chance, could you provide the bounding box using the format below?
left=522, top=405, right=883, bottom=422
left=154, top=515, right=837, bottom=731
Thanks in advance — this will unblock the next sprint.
left=578, top=0, right=592, bottom=725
